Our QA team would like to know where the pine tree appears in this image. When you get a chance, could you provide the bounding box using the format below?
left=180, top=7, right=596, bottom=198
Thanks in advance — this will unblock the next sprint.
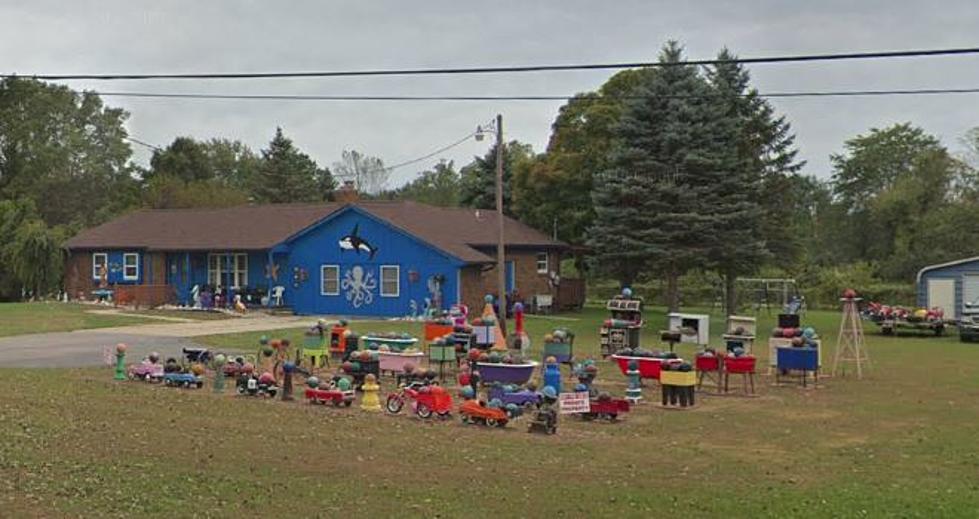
left=590, top=42, right=720, bottom=310
left=252, top=127, right=325, bottom=203
left=705, top=49, right=802, bottom=312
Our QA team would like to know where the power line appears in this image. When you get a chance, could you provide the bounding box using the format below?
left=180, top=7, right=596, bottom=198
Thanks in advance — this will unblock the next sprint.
left=7, top=47, right=979, bottom=81
left=124, top=135, right=163, bottom=151
left=93, top=87, right=979, bottom=103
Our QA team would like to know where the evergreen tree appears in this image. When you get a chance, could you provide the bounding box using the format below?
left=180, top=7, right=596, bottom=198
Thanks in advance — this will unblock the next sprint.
left=252, top=127, right=327, bottom=203
left=590, top=42, right=719, bottom=310
left=459, top=141, right=532, bottom=214
left=705, top=49, right=801, bottom=313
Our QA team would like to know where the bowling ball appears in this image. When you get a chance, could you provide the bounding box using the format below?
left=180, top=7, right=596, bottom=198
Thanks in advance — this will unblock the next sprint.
left=258, top=372, right=275, bottom=385
left=213, top=353, right=227, bottom=367
left=622, top=287, right=633, bottom=298
left=541, top=386, right=558, bottom=400
left=341, top=361, right=354, bottom=373
left=259, top=335, right=268, bottom=345
left=733, top=326, right=746, bottom=336
left=460, top=386, right=475, bottom=399
left=190, top=363, right=205, bottom=376
left=336, top=377, right=352, bottom=391
left=513, top=302, right=524, bottom=313
left=116, top=343, right=128, bottom=354
left=802, top=327, right=816, bottom=339
left=843, top=288, right=857, bottom=299
left=488, top=398, right=503, bottom=409
left=306, top=376, right=320, bottom=388
left=484, top=294, right=494, bottom=303
left=791, top=337, right=804, bottom=347
left=241, top=362, right=254, bottom=374
left=148, top=351, right=160, bottom=363
left=468, top=348, right=482, bottom=362
left=772, top=327, right=784, bottom=337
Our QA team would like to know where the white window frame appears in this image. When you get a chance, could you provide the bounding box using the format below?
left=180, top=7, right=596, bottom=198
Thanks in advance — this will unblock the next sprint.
left=123, top=253, right=139, bottom=281
left=380, top=265, right=400, bottom=298
left=232, top=253, right=248, bottom=289
left=92, top=253, right=108, bottom=280
left=208, top=253, right=248, bottom=289
left=207, top=253, right=224, bottom=288
left=536, top=252, right=549, bottom=274
left=321, top=265, right=340, bottom=296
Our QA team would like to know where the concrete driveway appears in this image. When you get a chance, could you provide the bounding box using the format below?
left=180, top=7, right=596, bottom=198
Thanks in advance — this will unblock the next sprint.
left=0, top=315, right=311, bottom=368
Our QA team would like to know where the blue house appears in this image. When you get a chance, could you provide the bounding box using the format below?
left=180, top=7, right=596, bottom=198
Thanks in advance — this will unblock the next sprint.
left=64, top=201, right=572, bottom=317
left=916, top=256, right=979, bottom=320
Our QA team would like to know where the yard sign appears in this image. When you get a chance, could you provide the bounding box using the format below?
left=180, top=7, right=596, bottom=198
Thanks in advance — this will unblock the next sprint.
left=558, top=392, right=590, bottom=414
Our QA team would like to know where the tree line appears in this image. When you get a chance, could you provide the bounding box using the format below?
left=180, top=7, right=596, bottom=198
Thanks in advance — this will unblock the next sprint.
left=3, top=41, right=979, bottom=307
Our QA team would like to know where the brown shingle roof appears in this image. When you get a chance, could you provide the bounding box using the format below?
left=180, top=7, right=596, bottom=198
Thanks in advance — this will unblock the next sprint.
left=64, top=201, right=565, bottom=264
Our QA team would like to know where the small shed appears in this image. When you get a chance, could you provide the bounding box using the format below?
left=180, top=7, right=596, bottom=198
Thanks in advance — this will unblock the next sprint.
left=916, top=256, right=979, bottom=319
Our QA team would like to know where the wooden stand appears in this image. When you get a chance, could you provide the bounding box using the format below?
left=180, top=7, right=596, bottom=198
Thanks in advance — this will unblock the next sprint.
left=832, top=297, right=870, bottom=378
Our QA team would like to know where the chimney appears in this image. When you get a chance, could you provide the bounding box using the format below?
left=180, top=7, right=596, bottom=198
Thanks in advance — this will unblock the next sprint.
left=336, top=180, right=359, bottom=203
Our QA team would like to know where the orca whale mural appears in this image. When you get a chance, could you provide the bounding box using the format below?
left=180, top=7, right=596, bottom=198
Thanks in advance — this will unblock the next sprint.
left=338, top=223, right=378, bottom=259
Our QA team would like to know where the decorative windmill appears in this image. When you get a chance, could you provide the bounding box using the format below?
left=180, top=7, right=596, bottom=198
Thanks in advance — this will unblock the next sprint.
left=832, top=288, right=870, bottom=378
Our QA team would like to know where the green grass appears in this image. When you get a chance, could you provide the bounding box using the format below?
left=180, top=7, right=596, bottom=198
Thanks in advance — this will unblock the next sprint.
left=3, top=306, right=979, bottom=517
left=0, top=302, right=155, bottom=337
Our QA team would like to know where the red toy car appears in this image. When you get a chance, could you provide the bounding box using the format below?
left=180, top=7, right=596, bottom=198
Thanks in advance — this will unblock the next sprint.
left=304, top=387, right=355, bottom=407
left=386, top=382, right=452, bottom=419
left=459, top=399, right=509, bottom=427
left=582, top=397, right=630, bottom=421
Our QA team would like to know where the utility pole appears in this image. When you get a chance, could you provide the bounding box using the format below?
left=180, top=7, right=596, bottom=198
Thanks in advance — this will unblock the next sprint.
left=495, top=113, right=507, bottom=336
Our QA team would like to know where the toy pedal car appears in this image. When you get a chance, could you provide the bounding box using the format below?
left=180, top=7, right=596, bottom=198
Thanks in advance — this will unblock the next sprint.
left=459, top=399, right=509, bottom=427
left=305, top=387, right=355, bottom=407
left=488, top=385, right=540, bottom=410
left=163, top=372, right=203, bottom=389
left=236, top=372, right=278, bottom=397
left=128, top=362, right=164, bottom=383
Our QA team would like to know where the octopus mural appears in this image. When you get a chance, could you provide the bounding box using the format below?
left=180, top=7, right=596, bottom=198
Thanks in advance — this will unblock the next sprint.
left=342, top=265, right=376, bottom=308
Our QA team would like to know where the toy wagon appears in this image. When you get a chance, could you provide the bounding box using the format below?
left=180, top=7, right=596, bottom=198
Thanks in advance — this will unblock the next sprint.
left=305, top=387, right=355, bottom=407
left=581, top=397, right=630, bottom=421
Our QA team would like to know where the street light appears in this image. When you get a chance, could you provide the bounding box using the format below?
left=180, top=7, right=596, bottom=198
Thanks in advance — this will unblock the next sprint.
left=475, top=115, right=507, bottom=336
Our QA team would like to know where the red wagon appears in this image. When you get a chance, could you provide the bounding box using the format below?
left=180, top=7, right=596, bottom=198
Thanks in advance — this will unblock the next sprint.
left=611, top=355, right=683, bottom=380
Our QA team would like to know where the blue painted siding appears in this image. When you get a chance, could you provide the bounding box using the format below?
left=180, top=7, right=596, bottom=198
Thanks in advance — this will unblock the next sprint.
left=90, top=250, right=144, bottom=285
left=917, top=259, right=979, bottom=319
left=284, top=206, right=463, bottom=317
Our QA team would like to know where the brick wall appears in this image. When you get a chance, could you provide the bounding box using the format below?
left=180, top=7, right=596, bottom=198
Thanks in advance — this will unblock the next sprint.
left=459, top=249, right=560, bottom=312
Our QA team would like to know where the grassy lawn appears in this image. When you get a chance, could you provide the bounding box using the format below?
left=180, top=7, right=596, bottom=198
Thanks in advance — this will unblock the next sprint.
left=0, top=302, right=156, bottom=337
left=2, top=306, right=979, bottom=517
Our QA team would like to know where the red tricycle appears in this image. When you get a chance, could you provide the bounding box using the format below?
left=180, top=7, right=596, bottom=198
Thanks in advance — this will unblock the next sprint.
left=385, top=382, right=452, bottom=419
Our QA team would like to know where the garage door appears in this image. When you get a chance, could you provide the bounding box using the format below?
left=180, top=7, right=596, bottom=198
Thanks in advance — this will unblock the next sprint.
left=963, top=275, right=979, bottom=314
left=927, top=278, right=956, bottom=317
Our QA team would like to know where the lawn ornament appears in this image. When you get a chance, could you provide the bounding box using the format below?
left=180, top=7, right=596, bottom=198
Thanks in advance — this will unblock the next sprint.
left=460, top=399, right=510, bottom=427
left=488, top=384, right=540, bottom=412
left=281, top=361, right=295, bottom=401
left=385, top=381, right=453, bottom=419
left=114, top=343, right=128, bottom=381
left=361, top=373, right=381, bottom=411
left=600, top=288, right=644, bottom=356
left=212, top=354, right=227, bottom=393
left=128, top=357, right=164, bottom=383
left=543, top=357, right=562, bottom=394
left=237, top=369, right=278, bottom=397
left=581, top=393, right=631, bottom=421
left=625, top=360, right=642, bottom=403
left=305, top=376, right=355, bottom=407
left=163, top=371, right=203, bottom=389
left=660, top=362, right=696, bottom=408
left=573, top=359, right=598, bottom=397
left=509, top=302, right=530, bottom=356
left=842, top=288, right=857, bottom=299
left=528, top=386, right=558, bottom=435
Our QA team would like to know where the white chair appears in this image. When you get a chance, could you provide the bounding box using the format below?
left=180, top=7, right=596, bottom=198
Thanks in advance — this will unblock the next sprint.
left=271, top=286, right=285, bottom=306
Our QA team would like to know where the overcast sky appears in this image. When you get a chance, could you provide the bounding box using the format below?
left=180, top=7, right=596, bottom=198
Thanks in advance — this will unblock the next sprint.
left=3, top=1, right=979, bottom=186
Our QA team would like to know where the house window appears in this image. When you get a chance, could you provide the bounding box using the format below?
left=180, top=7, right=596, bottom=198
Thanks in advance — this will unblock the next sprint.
left=123, top=253, right=139, bottom=280
left=208, top=253, right=248, bottom=288
left=380, top=265, right=400, bottom=297
left=536, top=252, right=549, bottom=274
left=92, top=253, right=107, bottom=280
left=232, top=253, right=248, bottom=289
left=321, top=265, right=339, bottom=295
